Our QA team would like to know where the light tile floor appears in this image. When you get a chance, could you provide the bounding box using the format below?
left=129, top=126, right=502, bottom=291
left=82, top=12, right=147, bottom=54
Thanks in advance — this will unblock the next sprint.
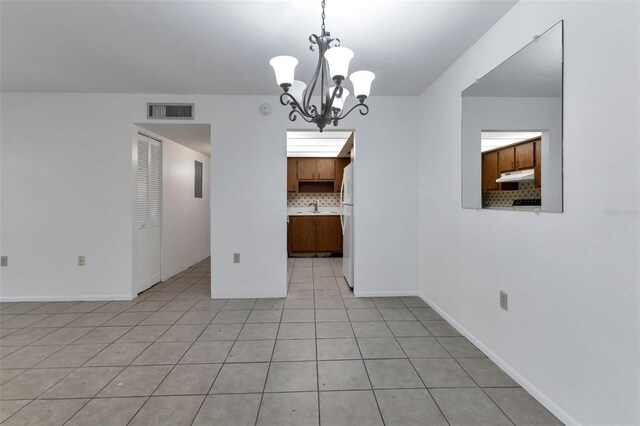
left=0, top=257, right=563, bottom=425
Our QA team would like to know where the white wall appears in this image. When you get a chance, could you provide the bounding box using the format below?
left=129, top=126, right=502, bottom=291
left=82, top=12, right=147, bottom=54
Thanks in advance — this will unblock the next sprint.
left=158, top=135, right=210, bottom=281
left=0, top=93, right=419, bottom=301
left=418, top=2, right=639, bottom=425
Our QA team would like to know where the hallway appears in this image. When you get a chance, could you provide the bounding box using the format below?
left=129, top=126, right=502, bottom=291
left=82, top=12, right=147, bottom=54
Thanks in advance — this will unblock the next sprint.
left=0, top=258, right=560, bottom=425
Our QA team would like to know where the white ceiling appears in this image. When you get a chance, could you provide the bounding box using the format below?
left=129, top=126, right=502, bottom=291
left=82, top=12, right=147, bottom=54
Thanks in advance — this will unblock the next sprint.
left=138, top=123, right=211, bottom=156
left=481, top=131, right=542, bottom=152
left=287, top=130, right=351, bottom=157
left=1, top=0, right=516, bottom=96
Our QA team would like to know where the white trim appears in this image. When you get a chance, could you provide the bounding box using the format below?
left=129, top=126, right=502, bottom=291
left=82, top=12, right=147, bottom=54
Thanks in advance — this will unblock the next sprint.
left=210, top=289, right=287, bottom=299
left=0, top=294, right=133, bottom=302
left=354, top=290, right=422, bottom=298
left=419, top=292, right=579, bottom=426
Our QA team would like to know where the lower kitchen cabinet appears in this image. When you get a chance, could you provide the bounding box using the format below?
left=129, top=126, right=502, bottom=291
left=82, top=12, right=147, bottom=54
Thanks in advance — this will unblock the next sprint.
left=316, top=216, right=342, bottom=252
left=289, top=216, right=317, bottom=253
left=288, top=215, right=342, bottom=254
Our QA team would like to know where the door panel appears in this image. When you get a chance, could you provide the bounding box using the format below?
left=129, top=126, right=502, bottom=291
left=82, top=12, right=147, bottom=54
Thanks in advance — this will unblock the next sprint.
left=482, top=151, right=499, bottom=191
left=498, top=147, right=515, bottom=172
left=290, top=216, right=316, bottom=252
left=297, top=159, right=316, bottom=180
left=316, top=159, right=335, bottom=180
left=534, top=139, right=541, bottom=188
left=515, top=141, right=535, bottom=169
left=316, top=216, right=342, bottom=252
left=148, top=141, right=161, bottom=286
left=135, top=134, right=161, bottom=294
left=136, top=137, right=150, bottom=293
left=287, top=158, right=297, bottom=192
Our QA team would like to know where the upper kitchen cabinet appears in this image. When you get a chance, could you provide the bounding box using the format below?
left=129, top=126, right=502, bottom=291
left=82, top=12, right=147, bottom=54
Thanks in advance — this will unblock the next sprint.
left=297, top=159, right=318, bottom=180
left=534, top=139, right=541, bottom=188
left=481, top=151, right=499, bottom=191
left=287, top=158, right=297, bottom=192
left=515, top=141, right=534, bottom=170
left=287, top=157, right=350, bottom=193
left=498, top=147, right=515, bottom=173
left=316, top=159, right=335, bottom=180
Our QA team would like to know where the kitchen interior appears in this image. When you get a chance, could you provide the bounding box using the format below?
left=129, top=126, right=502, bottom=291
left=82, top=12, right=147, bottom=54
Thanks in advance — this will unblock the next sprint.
left=286, top=130, right=354, bottom=289
left=481, top=131, right=543, bottom=210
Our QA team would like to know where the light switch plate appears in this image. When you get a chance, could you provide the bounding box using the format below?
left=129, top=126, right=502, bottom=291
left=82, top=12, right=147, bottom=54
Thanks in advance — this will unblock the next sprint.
left=233, top=253, right=240, bottom=263
left=0, top=256, right=7, bottom=266
left=499, top=291, right=508, bottom=311
left=78, top=256, right=86, bottom=266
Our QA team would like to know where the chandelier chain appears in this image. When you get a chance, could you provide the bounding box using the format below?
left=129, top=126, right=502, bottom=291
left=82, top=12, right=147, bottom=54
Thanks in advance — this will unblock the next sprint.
left=321, top=0, right=326, bottom=33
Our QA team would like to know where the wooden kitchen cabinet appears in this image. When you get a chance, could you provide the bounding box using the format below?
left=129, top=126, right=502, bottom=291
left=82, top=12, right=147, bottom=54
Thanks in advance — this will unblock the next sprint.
left=288, top=215, right=342, bottom=254
left=289, top=216, right=317, bottom=252
left=316, top=216, right=342, bottom=252
left=297, top=159, right=317, bottom=180
left=515, top=141, right=534, bottom=170
left=498, top=147, right=515, bottom=173
left=534, top=139, right=541, bottom=188
left=287, top=158, right=297, bottom=192
left=481, top=151, right=499, bottom=191
left=316, top=159, right=335, bottom=180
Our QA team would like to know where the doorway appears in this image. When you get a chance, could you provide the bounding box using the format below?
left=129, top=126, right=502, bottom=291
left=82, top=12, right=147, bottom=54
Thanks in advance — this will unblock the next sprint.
left=132, top=123, right=212, bottom=297
left=285, top=129, right=355, bottom=289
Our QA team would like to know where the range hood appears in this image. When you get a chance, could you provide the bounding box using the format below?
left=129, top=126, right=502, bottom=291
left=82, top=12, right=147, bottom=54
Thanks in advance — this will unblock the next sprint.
left=496, top=169, right=535, bottom=183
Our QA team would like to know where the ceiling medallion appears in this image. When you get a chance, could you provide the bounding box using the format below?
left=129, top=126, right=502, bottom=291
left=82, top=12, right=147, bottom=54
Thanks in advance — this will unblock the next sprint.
left=269, top=0, right=374, bottom=132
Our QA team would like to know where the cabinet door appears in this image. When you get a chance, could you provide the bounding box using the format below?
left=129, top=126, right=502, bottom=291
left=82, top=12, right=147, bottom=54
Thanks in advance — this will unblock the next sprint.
left=534, top=139, right=541, bottom=188
left=515, top=141, right=534, bottom=170
left=317, top=159, right=335, bottom=180
left=316, top=216, right=342, bottom=252
left=297, top=159, right=317, bottom=180
left=334, top=158, right=350, bottom=192
left=498, top=147, right=515, bottom=173
left=482, top=151, right=499, bottom=191
left=290, top=216, right=316, bottom=252
left=287, top=158, right=297, bottom=192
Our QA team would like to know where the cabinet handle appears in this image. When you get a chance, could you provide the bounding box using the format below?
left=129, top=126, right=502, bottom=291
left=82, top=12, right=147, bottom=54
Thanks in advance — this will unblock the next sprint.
left=511, top=161, right=514, bottom=168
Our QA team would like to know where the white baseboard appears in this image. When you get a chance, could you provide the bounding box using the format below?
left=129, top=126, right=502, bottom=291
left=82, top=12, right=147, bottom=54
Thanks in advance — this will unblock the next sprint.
left=0, top=294, right=134, bottom=302
left=354, top=290, right=422, bottom=298
left=419, top=292, right=578, bottom=426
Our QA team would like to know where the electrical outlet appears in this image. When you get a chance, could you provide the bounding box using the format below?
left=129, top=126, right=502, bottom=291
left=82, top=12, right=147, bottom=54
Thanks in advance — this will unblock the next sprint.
left=0, top=256, right=7, bottom=267
left=233, top=253, right=240, bottom=263
left=78, top=256, right=86, bottom=266
left=499, top=291, right=508, bottom=311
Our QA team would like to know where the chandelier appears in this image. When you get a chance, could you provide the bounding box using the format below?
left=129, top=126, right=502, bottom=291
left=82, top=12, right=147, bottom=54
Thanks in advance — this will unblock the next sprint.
left=269, top=0, right=375, bottom=132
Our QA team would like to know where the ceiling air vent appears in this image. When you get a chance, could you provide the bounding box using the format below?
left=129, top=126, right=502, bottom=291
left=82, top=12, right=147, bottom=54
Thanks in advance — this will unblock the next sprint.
left=147, top=103, right=194, bottom=120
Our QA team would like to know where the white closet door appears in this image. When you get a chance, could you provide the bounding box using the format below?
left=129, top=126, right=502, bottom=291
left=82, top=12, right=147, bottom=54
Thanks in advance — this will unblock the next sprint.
left=135, top=134, right=162, bottom=294
left=148, top=140, right=161, bottom=285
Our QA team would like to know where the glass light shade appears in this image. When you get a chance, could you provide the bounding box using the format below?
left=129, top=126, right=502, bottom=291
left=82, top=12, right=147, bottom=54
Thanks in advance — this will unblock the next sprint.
left=289, top=80, right=307, bottom=103
left=349, top=70, right=375, bottom=98
left=269, top=56, right=298, bottom=86
left=324, top=47, right=354, bottom=80
left=330, top=87, right=349, bottom=111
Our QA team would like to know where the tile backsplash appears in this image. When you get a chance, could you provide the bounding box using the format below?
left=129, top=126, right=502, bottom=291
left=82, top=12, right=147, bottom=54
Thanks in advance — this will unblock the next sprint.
left=288, top=193, right=340, bottom=207
left=483, top=181, right=541, bottom=207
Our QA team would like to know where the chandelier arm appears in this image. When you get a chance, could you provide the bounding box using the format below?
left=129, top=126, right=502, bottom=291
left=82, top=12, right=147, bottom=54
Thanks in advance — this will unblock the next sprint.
left=280, top=92, right=314, bottom=119
left=336, top=102, right=369, bottom=120
left=303, top=35, right=323, bottom=116
left=323, top=85, right=343, bottom=116
left=289, top=108, right=314, bottom=123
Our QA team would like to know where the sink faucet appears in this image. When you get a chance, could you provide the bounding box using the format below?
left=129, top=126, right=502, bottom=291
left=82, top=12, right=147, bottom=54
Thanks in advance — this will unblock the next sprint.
left=308, top=199, right=319, bottom=213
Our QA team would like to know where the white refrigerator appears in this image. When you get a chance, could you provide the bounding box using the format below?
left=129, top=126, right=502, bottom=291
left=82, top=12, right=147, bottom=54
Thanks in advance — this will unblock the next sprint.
left=340, top=164, right=354, bottom=288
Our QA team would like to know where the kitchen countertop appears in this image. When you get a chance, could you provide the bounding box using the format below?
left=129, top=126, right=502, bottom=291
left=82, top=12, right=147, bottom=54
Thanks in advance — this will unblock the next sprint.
left=288, top=207, right=341, bottom=216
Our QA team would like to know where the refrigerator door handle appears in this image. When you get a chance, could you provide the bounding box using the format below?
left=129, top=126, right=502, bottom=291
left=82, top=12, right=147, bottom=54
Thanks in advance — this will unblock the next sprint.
left=340, top=211, right=345, bottom=235
left=339, top=176, right=345, bottom=205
